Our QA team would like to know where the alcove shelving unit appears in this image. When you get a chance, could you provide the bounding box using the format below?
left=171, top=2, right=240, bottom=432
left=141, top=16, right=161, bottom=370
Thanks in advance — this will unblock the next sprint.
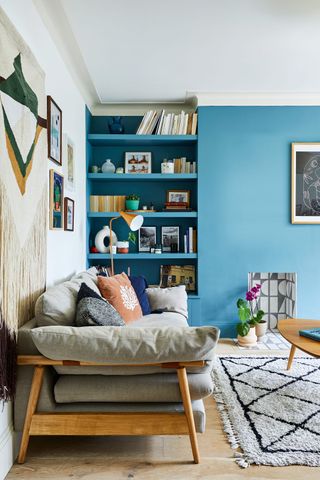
left=86, top=110, right=201, bottom=325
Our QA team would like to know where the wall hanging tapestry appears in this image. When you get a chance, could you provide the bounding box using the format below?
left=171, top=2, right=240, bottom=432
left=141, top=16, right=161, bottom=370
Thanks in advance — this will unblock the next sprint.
left=213, top=356, right=320, bottom=468
left=0, top=8, right=47, bottom=401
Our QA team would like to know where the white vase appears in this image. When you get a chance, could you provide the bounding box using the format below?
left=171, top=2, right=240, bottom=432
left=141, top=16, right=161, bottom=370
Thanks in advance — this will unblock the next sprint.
left=101, top=159, right=115, bottom=173
left=237, top=326, right=257, bottom=347
left=94, top=226, right=117, bottom=253
left=255, top=321, right=268, bottom=341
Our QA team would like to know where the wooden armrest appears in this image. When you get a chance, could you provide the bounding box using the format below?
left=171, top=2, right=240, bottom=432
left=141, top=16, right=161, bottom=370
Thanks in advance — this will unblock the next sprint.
left=17, top=355, right=205, bottom=369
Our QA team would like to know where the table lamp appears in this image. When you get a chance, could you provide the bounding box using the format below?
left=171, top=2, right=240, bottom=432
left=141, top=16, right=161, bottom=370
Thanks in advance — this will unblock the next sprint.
left=109, top=211, right=144, bottom=275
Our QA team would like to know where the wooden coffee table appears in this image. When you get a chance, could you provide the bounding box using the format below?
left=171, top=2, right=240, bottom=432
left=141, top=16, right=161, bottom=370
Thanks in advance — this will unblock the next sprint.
left=278, top=318, right=320, bottom=370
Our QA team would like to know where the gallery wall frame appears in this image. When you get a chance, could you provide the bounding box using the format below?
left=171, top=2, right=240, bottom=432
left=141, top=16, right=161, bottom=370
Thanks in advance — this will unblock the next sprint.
left=49, top=169, right=64, bottom=230
left=47, top=95, right=62, bottom=165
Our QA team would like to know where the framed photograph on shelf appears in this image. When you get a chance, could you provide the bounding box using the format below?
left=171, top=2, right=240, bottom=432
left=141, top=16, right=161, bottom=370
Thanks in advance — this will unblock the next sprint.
left=160, top=265, right=196, bottom=291
left=63, top=134, right=75, bottom=191
left=292, top=143, right=320, bottom=224
left=47, top=96, right=62, bottom=165
left=64, top=197, right=74, bottom=231
left=138, top=226, right=156, bottom=252
left=161, top=226, right=179, bottom=252
left=125, top=152, right=152, bottom=174
left=49, top=169, right=64, bottom=230
left=166, top=189, right=190, bottom=207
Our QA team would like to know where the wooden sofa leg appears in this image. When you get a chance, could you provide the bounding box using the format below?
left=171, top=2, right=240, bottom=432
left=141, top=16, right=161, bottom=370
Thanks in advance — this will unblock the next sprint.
left=18, top=366, right=44, bottom=464
left=177, top=367, right=200, bottom=464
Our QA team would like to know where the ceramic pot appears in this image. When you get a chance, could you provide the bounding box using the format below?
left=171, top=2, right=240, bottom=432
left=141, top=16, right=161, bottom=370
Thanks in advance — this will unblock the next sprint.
left=255, top=321, right=268, bottom=341
left=108, top=116, right=124, bottom=134
left=101, top=159, right=115, bottom=173
left=126, top=199, right=139, bottom=210
left=117, top=241, right=129, bottom=254
left=237, top=326, right=257, bottom=347
left=94, top=226, right=117, bottom=253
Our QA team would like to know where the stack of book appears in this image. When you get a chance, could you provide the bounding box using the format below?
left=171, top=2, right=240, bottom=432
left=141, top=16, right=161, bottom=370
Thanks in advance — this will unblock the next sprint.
left=172, top=158, right=197, bottom=173
left=136, top=110, right=198, bottom=135
left=164, top=202, right=191, bottom=212
left=90, top=195, right=126, bottom=212
left=183, top=227, right=197, bottom=253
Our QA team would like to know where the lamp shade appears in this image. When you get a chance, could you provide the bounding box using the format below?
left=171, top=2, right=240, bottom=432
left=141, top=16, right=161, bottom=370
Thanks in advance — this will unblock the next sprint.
left=120, top=211, right=144, bottom=231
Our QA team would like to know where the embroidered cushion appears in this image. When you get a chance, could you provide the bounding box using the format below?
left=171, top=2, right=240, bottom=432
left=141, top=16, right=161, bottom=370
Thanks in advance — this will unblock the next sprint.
left=129, top=275, right=151, bottom=315
left=97, top=273, right=142, bottom=324
left=76, top=283, right=125, bottom=327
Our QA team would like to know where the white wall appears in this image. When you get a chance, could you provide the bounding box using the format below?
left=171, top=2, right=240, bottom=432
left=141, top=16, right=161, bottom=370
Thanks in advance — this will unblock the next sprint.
left=0, top=0, right=87, bottom=477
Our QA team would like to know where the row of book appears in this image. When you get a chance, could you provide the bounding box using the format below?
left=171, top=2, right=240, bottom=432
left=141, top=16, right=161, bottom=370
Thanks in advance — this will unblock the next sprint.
left=137, top=110, right=198, bottom=135
left=90, top=195, right=126, bottom=212
left=172, top=158, right=197, bottom=174
left=183, top=227, right=197, bottom=253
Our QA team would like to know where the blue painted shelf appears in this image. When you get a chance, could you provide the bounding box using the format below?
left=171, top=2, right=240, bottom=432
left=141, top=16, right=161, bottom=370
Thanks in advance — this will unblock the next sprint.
left=87, top=253, right=198, bottom=260
left=88, top=173, right=197, bottom=181
left=88, top=134, right=197, bottom=146
left=88, top=211, right=198, bottom=218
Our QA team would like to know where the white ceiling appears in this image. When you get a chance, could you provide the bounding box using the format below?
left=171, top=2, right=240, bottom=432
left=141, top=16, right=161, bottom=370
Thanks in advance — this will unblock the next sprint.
left=37, top=0, right=320, bottom=106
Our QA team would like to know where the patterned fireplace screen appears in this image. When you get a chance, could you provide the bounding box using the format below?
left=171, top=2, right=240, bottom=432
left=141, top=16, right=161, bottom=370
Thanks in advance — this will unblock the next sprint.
left=248, top=273, right=297, bottom=329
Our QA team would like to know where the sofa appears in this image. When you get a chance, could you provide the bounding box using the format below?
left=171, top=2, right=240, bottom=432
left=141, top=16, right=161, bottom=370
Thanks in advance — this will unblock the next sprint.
left=15, top=268, right=220, bottom=464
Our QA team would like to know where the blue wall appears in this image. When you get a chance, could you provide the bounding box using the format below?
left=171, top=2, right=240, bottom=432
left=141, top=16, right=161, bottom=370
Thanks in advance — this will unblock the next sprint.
left=198, top=106, right=320, bottom=337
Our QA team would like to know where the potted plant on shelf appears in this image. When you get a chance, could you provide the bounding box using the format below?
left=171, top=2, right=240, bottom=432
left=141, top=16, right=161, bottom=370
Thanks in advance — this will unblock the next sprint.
left=236, top=284, right=265, bottom=347
left=117, top=232, right=137, bottom=254
left=125, top=194, right=140, bottom=211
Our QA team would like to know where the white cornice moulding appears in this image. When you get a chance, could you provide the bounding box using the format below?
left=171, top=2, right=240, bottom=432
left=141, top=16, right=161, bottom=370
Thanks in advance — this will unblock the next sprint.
left=187, top=92, right=320, bottom=106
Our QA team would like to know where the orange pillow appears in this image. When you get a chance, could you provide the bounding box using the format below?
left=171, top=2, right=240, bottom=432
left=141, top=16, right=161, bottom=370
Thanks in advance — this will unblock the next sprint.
left=97, top=273, right=142, bottom=324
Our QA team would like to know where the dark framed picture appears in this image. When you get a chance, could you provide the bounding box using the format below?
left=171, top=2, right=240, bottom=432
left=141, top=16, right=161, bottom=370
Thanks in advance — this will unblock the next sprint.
left=47, top=96, right=62, bottom=165
left=64, top=197, right=74, bottom=231
left=125, top=152, right=152, bottom=174
left=49, top=169, right=64, bottom=230
left=160, top=265, right=196, bottom=291
left=138, top=226, right=156, bottom=252
left=161, top=226, right=179, bottom=252
left=166, top=189, right=190, bottom=207
left=292, top=143, right=320, bottom=224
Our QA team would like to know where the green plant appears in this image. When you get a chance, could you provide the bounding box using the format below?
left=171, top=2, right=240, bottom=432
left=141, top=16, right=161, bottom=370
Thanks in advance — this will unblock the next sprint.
left=128, top=231, right=136, bottom=245
left=236, top=284, right=264, bottom=337
left=126, top=194, right=140, bottom=200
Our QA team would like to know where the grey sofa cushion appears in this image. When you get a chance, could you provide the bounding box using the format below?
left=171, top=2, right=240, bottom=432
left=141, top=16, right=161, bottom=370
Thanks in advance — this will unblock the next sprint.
left=54, top=372, right=213, bottom=403
left=146, top=285, right=188, bottom=318
left=31, top=325, right=219, bottom=364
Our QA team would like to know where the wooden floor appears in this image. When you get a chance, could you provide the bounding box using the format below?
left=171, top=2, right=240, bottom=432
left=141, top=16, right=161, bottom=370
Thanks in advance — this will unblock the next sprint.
left=7, top=340, right=320, bottom=479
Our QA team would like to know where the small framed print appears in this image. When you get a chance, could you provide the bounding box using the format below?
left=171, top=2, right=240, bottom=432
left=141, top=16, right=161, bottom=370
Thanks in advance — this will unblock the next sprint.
left=49, top=169, right=64, bottom=230
left=138, top=226, right=156, bottom=252
left=161, top=226, right=180, bottom=252
left=63, top=134, right=75, bottom=191
left=166, top=189, right=190, bottom=207
left=292, top=143, right=320, bottom=223
left=125, top=152, right=152, bottom=174
left=47, top=96, right=62, bottom=165
left=64, top=197, right=75, bottom=231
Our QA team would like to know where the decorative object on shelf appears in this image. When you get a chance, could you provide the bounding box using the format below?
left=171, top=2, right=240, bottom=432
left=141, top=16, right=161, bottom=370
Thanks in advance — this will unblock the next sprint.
left=49, top=169, right=64, bottom=229
left=101, top=159, right=116, bottom=173
left=64, top=197, right=74, bottom=231
left=125, top=194, right=140, bottom=211
left=138, top=226, right=156, bottom=252
left=63, top=135, right=75, bottom=191
left=166, top=189, right=190, bottom=207
left=161, top=226, right=179, bottom=252
left=236, top=284, right=264, bottom=347
left=160, top=265, right=195, bottom=291
left=154, top=244, right=162, bottom=254
left=116, top=167, right=124, bottom=174
left=142, top=205, right=148, bottom=210
left=47, top=96, right=62, bottom=165
left=108, top=116, right=124, bottom=134
left=95, top=225, right=118, bottom=254
left=125, top=152, right=152, bottom=174
left=117, top=241, right=129, bottom=254
left=91, top=165, right=100, bottom=173
left=109, top=211, right=144, bottom=274
left=90, top=246, right=99, bottom=253
left=291, top=142, right=320, bottom=223
left=161, top=159, right=174, bottom=174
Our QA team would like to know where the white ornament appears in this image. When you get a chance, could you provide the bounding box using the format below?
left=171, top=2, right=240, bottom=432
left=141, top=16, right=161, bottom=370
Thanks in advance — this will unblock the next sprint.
left=94, top=226, right=117, bottom=253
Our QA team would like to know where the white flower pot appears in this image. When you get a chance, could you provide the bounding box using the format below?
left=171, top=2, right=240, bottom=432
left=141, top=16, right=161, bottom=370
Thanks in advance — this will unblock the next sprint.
left=255, top=321, right=268, bottom=341
left=94, top=226, right=117, bottom=253
left=237, top=326, right=257, bottom=347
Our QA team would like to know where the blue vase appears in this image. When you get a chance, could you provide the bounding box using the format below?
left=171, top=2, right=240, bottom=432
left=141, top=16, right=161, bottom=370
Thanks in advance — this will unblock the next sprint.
left=108, top=116, right=124, bottom=134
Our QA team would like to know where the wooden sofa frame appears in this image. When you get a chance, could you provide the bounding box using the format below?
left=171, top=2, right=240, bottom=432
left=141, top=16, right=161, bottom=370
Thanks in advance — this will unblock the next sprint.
left=17, top=355, right=205, bottom=464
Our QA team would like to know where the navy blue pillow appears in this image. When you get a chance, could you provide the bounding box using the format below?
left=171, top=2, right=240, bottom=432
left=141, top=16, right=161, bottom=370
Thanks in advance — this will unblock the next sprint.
left=129, top=275, right=151, bottom=315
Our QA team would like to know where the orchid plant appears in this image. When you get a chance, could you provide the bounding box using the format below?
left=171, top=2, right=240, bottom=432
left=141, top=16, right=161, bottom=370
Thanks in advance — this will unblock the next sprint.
left=236, top=284, right=265, bottom=337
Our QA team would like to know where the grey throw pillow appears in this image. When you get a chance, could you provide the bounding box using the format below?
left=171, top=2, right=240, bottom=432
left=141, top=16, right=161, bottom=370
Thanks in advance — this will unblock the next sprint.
left=76, top=283, right=125, bottom=327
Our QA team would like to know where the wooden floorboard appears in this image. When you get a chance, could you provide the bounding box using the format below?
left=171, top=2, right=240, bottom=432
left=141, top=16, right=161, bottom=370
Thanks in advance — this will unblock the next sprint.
left=7, top=340, right=320, bottom=479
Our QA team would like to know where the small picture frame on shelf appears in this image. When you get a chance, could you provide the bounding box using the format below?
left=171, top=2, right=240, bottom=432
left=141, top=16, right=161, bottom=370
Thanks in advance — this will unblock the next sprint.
left=138, top=226, right=156, bottom=252
left=125, top=152, right=152, bottom=174
left=64, top=197, right=75, bottom=231
left=166, top=189, right=190, bottom=207
left=161, top=226, right=180, bottom=252
left=47, top=96, right=62, bottom=165
left=49, top=169, right=64, bottom=230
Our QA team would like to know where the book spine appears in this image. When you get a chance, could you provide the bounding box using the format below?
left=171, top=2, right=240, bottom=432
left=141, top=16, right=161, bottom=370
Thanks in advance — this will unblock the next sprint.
left=184, top=234, right=188, bottom=253
left=188, top=227, right=193, bottom=253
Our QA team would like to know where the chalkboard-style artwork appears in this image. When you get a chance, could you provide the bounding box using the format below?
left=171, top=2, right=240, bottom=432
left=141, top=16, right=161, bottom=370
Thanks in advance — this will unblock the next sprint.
left=292, top=143, right=320, bottom=224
